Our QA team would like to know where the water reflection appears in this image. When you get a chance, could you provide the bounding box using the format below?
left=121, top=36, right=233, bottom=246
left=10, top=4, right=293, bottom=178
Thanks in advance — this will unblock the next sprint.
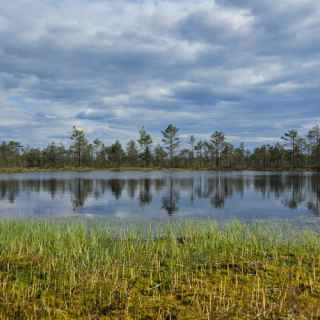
left=0, top=171, right=319, bottom=218
left=139, top=179, right=152, bottom=207
left=71, top=179, right=92, bottom=210
left=161, top=177, right=180, bottom=215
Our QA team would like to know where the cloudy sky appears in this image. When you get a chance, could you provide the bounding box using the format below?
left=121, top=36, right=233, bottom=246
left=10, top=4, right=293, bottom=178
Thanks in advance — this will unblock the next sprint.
left=0, top=0, right=319, bottom=147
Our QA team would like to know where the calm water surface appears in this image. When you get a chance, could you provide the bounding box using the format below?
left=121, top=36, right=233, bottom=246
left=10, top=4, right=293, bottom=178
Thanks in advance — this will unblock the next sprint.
left=0, top=170, right=319, bottom=220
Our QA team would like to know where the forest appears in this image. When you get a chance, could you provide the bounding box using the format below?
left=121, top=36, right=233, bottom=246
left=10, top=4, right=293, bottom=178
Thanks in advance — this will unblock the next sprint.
left=0, top=124, right=319, bottom=170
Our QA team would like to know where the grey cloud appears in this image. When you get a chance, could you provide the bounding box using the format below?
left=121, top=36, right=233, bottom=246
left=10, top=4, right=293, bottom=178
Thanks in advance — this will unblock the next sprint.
left=0, top=0, right=319, bottom=146
left=76, top=109, right=112, bottom=121
left=171, top=83, right=240, bottom=105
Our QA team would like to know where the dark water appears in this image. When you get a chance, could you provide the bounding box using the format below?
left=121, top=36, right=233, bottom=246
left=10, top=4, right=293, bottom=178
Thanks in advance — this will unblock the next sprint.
left=0, top=170, right=319, bottom=220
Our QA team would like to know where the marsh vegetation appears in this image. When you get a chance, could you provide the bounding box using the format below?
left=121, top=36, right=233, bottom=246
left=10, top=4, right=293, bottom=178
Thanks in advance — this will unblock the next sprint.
left=0, top=220, right=320, bottom=319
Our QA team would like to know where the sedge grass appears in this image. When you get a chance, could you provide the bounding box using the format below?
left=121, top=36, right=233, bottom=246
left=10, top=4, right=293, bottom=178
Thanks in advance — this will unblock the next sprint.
left=0, top=219, right=319, bottom=319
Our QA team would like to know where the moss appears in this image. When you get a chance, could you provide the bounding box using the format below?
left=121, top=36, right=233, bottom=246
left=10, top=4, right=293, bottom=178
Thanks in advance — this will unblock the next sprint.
left=0, top=220, right=319, bottom=318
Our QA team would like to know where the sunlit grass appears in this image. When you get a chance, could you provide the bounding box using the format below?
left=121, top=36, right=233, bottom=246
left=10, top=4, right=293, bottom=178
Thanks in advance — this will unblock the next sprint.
left=0, top=219, right=320, bottom=319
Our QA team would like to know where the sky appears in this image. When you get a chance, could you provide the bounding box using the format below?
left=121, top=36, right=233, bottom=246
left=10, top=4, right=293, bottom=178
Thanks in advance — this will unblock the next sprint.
left=0, top=0, right=319, bottom=148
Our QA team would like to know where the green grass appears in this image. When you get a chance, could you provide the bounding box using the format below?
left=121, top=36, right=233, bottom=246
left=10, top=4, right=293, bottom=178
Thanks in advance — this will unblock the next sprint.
left=0, top=220, right=320, bottom=319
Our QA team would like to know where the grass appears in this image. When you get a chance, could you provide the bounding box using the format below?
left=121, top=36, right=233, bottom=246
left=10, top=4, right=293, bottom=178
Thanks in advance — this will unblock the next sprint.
left=0, top=219, right=320, bottom=319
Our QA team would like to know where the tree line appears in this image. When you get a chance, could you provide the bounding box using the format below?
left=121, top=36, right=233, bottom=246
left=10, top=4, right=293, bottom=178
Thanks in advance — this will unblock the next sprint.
left=0, top=124, right=320, bottom=170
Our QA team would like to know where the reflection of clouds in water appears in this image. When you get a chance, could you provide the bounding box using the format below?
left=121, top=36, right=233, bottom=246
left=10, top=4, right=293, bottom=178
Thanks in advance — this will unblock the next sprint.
left=0, top=171, right=319, bottom=219
left=0, top=187, right=74, bottom=217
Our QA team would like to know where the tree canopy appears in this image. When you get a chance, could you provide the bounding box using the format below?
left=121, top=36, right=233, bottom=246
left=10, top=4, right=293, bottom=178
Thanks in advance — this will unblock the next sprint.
left=0, top=124, right=319, bottom=170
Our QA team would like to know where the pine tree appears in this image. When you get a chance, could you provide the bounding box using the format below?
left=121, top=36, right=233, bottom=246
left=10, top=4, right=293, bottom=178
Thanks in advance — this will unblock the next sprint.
left=137, top=127, right=153, bottom=166
left=210, top=131, right=226, bottom=168
left=161, top=124, right=180, bottom=167
left=281, top=130, right=299, bottom=167
left=126, top=140, right=139, bottom=166
left=70, top=126, right=88, bottom=167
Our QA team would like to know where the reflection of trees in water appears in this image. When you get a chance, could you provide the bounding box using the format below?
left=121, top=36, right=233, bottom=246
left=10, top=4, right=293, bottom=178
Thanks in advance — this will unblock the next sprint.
left=0, top=174, right=319, bottom=215
left=208, top=176, right=234, bottom=208
left=127, top=179, right=138, bottom=198
left=139, top=179, right=152, bottom=206
left=154, top=179, right=166, bottom=192
left=161, top=177, right=180, bottom=215
left=187, top=175, right=240, bottom=209
left=108, top=179, right=125, bottom=200
left=307, top=175, right=320, bottom=216
left=70, top=179, right=93, bottom=210
left=211, top=193, right=225, bottom=209
left=0, top=181, right=20, bottom=203
left=253, top=174, right=316, bottom=213
left=281, top=176, right=306, bottom=210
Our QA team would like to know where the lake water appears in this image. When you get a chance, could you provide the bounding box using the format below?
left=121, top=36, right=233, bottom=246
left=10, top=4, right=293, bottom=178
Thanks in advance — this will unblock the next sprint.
left=0, top=170, right=319, bottom=220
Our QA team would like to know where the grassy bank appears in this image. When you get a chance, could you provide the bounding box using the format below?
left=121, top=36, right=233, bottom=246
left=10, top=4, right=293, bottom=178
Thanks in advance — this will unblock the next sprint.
left=0, top=220, right=320, bottom=319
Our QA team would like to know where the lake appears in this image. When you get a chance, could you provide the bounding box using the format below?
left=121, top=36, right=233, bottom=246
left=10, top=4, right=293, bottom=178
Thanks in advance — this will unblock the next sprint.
left=0, top=170, right=319, bottom=220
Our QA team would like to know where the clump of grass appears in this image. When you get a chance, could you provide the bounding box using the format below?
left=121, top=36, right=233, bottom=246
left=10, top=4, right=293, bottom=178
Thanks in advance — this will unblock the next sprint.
left=0, top=219, right=320, bottom=319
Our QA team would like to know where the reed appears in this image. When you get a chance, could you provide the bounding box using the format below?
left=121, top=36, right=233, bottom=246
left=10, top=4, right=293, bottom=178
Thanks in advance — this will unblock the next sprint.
left=0, top=219, right=319, bottom=319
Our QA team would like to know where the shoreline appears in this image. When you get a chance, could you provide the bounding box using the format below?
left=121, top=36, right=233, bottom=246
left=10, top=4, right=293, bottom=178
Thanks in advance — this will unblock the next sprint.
left=0, top=166, right=318, bottom=174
